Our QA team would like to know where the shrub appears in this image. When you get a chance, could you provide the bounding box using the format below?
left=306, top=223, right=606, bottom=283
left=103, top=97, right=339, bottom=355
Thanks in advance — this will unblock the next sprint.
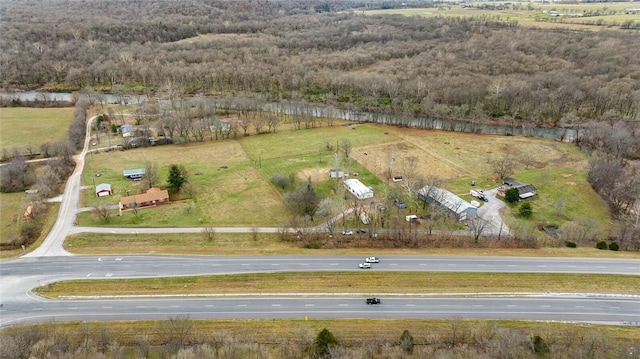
left=399, top=329, right=414, bottom=354
left=531, top=335, right=549, bottom=354
left=608, top=242, right=619, bottom=251
left=596, top=241, right=608, bottom=250
left=565, top=241, right=577, bottom=248
left=315, top=328, right=339, bottom=357
left=519, top=202, right=533, bottom=218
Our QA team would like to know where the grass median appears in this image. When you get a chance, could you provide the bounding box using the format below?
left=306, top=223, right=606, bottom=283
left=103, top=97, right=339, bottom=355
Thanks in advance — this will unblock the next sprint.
left=34, top=272, right=640, bottom=298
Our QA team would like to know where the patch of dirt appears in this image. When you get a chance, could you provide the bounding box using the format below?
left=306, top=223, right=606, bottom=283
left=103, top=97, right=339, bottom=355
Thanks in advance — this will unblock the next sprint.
left=299, top=167, right=330, bottom=182
left=564, top=181, right=577, bottom=186
left=562, top=173, right=573, bottom=178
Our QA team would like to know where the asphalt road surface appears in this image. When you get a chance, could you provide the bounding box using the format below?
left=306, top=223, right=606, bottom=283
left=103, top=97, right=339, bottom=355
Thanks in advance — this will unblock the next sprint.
left=1, top=255, right=639, bottom=328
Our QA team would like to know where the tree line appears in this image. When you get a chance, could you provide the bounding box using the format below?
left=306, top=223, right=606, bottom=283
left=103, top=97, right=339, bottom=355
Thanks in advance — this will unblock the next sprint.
left=2, top=316, right=638, bottom=358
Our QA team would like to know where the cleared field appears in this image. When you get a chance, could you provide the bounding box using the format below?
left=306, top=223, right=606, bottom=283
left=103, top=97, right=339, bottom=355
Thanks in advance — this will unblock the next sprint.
left=34, top=272, right=640, bottom=298
left=365, top=4, right=640, bottom=30
left=0, top=107, right=74, bottom=153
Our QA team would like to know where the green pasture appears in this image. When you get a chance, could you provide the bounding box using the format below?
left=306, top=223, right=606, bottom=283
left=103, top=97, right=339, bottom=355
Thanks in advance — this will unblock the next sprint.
left=0, top=107, right=74, bottom=154
left=80, top=124, right=398, bottom=227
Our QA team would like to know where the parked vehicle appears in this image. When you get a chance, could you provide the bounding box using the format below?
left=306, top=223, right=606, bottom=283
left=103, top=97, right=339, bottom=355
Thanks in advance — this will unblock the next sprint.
left=366, top=297, right=381, bottom=304
left=342, top=230, right=353, bottom=235
left=356, top=229, right=367, bottom=234
left=359, top=263, right=371, bottom=269
left=365, top=256, right=379, bottom=263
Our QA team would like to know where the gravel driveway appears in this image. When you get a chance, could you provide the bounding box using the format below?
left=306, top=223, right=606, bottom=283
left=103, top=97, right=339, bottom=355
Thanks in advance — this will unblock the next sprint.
left=476, top=187, right=511, bottom=237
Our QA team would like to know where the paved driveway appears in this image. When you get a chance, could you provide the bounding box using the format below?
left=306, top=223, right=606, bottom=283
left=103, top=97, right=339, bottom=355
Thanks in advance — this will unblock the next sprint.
left=476, top=187, right=511, bottom=237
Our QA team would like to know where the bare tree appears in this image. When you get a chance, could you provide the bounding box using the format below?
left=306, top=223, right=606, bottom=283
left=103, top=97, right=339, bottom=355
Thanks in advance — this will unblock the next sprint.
left=157, top=315, right=194, bottom=353
left=489, top=154, right=516, bottom=180
left=93, top=205, right=112, bottom=223
left=142, top=161, right=159, bottom=190
left=468, top=215, right=490, bottom=243
left=341, top=139, right=352, bottom=158
left=202, top=226, right=216, bottom=242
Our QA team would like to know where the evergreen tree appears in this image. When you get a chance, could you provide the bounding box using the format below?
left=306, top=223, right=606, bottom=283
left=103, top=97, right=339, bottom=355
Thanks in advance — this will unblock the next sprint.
left=519, top=202, right=533, bottom=218
left=167, top=164, right=187, bottom=192
left=505, top=188, right=520, bottom=204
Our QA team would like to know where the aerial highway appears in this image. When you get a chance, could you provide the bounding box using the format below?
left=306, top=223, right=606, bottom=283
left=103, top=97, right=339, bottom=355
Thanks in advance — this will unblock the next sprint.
left=1, top=255, right=639, bottom=328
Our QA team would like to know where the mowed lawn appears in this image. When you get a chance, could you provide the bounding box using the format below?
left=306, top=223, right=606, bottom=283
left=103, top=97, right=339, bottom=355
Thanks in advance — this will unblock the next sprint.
left=0, top=107, right=74, bottom=153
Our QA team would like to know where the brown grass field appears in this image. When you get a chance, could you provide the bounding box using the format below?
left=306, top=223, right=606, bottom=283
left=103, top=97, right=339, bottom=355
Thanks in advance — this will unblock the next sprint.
left=7, top=319, right=640, bottom=350
left=64, top=232, right=640, bottom=258
left=34, top=272, right=640, bottom=298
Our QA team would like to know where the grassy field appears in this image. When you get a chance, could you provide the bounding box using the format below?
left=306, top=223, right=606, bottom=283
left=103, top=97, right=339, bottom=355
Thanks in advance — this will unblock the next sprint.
left=0, top=107, right=73, bottom=245
left=364, top=3, right=640, bottom=30
left=0, top=107, right=74, bottom=154
left=0, top=192, right=26, bottom=244
left=80, top=122, right=604, bottom=233
left=34, top=272, right=640, bottom=298
left=64, top=232, right=640, bottom=258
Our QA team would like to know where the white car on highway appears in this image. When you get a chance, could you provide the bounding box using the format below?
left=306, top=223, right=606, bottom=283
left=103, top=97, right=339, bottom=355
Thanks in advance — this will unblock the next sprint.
left=365, top=256, right=379, bottom=263
left=359, top=263, right=371, bottom=269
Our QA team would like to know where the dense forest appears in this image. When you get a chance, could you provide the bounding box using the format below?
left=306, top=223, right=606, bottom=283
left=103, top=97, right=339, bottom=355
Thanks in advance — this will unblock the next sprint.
left=1, top=0, right=639, bottom=127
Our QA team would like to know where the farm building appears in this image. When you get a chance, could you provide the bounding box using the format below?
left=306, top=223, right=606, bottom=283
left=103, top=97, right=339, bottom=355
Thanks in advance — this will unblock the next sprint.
left=95, top=183, right=112, bottom=197
left=417, top=185, right=478, bottom=221
left=344, top=178, right=374, bottom=200
left=502, top=177, right=537, bottom=199
left=119, top=124, right=135, bottom=137
left=330, top=169, right=345, bottom=179
left=118, top=187, right=169, bottom=215
left=123, top=168, right=145, bottom=180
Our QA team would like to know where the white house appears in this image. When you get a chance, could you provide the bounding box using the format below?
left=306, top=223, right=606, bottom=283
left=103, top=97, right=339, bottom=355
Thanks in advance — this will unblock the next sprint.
left=344, top=179, right=374, bottom=200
